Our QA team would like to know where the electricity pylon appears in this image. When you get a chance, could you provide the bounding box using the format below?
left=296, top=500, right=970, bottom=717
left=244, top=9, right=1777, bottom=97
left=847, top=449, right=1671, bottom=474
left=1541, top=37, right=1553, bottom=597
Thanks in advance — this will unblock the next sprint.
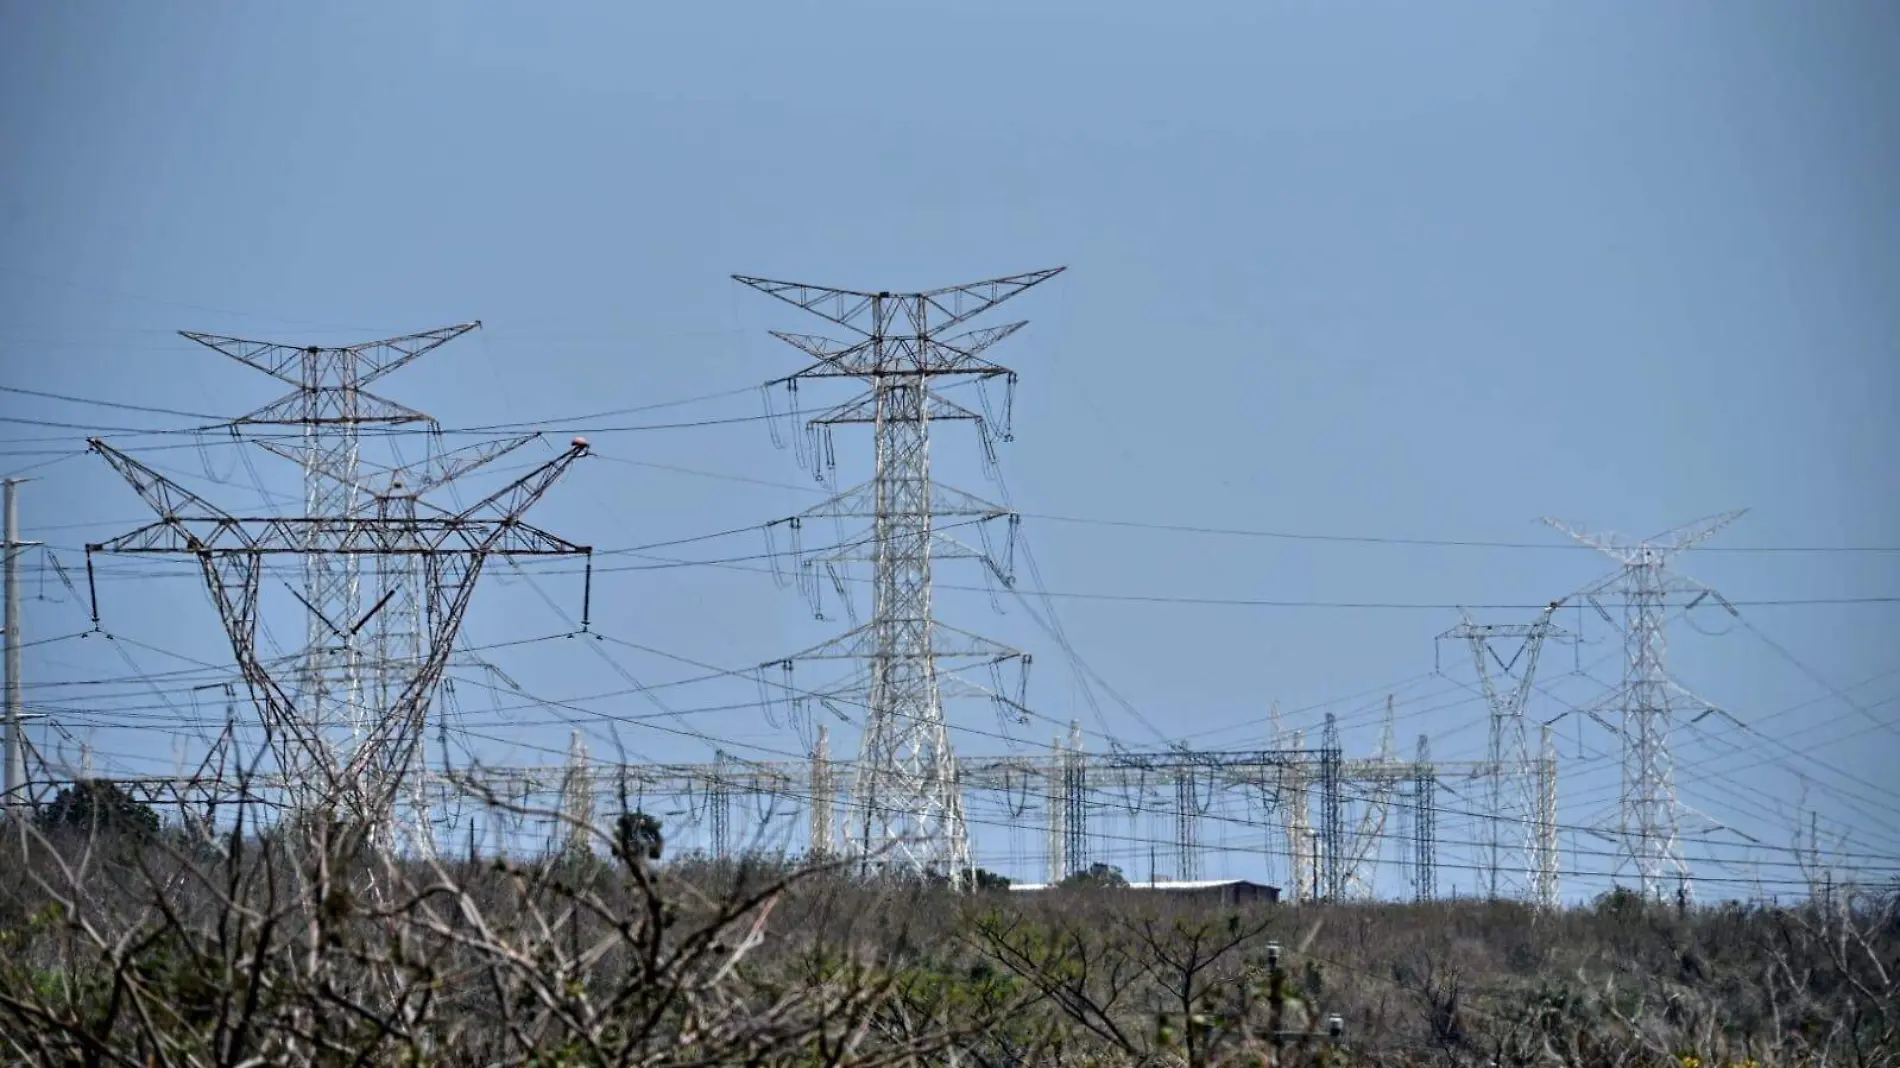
left=1340, top=696, right=1398, bottom=900
left=1270, top=701, right=1312, bottom=903
left=254, top=432, right=541, bottom=848
left=1538, top=722, right=1560, bottom=907
left=86, top=430, right=592, bottom=846
left=736, top=268, right=1064, bottom=884
left=1414, top=734, right=1436, bottom=902
left=1543, top=510, right=1746, bottom=902
left=1439, top=602, right=1568, bottom=903
left=178, top=325, right=475, bottom=798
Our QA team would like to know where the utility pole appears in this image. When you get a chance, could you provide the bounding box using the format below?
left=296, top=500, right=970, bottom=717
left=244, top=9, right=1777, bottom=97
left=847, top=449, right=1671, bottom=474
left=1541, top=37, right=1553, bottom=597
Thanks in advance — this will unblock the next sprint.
left=4, top=478, right=38, bottom=814
left=1543, top=510, right=1744, bottom=903
left=737, top=269, right=1063, bottom=885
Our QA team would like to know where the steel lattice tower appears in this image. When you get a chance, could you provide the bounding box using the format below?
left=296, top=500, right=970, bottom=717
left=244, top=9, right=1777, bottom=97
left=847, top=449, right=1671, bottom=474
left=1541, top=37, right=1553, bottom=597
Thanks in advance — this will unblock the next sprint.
left=1414, top=734, right=1436, bottom=903
left=86, top=325, right=592, bottom=844
left=1270, top=702, right=1313, bottom=903
left=810, top=725, right=833, bottom=861
left=1439, top=604, right=1567, bottom=902
left=1046, top=728, right=1068, bottom=883
left=1543, top=510, right=1745, bottom=902
left=1537, top=722, right=1560, bottom=907
left=255, top=433, right=542, bottom=848
left=1340, top=696, right=1398, bottom=900
left=1320, top=711, right=1345, bottom=900
left=1061, top=720, right=1087, bottom=877
left=181, top=326, right=477, bottom=780
left=737, top=269, right=1063, bottom=884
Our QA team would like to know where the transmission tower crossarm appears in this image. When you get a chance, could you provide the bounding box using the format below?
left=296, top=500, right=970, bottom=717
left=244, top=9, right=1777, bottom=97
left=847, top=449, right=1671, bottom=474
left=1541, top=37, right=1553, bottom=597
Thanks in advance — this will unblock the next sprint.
left=766, top=332, right=874, bottom=380
left=790, top=479, right=1011, bottom=522
left=733, top=278, right=880, bottom=334
left=89, top=514, right=583, bottom=556
left=403, top=434, right=541, bottom=494
left=448, top=440, right=592, bottom=528
left=737, top=268, right=1065, bottom=336
left=177, top=332, right=324, bottom=387
left=932, top=321, right=1027, bottom=366
left=1540, top=517, right=1629, bottom=561
left=180, top=321, right=481, bottom=388
left=806, top=388, right=991, bottom=427
left=767, top=325, right=1027, bottom=382
left=1644, top=509, right=1749, bottom=550
left=235, top=387, right=433, bottom=428
left=910, top=268, right=1067, bottom=330
left=87, top=438, right=243, bottom=524
left=86, top=440, right=590, bottom=558
left=770, top=619, right=1025, bottom=664
left=1542, top=509, right=1749, bottom=561
left=256, top=433, right=544, bottom=518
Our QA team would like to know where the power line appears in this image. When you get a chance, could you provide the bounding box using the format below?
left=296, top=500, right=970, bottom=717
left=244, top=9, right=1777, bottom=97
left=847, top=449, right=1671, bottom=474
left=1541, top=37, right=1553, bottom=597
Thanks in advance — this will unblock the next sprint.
left=0, top=385, right=225, bottom=421
left=42, top=549, right=1900, bottom=610
left=1024, top=511, right=1900, bottom=554
left=9, top=383, right=1900, bottom=555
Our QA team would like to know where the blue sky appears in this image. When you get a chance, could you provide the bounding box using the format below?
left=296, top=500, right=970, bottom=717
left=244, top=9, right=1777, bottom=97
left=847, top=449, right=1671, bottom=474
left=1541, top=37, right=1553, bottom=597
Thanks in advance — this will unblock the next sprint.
left=2, top=1, right=1895, bottom=898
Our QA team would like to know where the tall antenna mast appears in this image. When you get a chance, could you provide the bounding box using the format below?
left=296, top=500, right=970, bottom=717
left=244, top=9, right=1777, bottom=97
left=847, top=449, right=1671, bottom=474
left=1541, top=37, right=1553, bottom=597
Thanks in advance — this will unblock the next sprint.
left=1542, top=510, right=1745, bottom=902
left=736, top=268, right=1064, bottom=884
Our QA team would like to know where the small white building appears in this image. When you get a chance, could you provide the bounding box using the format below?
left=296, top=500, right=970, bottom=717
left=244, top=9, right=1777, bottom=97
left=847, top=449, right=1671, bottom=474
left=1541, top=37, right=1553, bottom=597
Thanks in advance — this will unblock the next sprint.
left=1008, top=878, right=1280, bottom=906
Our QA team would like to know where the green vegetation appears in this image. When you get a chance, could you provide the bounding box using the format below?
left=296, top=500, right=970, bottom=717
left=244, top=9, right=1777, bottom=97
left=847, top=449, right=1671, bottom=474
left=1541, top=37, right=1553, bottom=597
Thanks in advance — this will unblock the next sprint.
left=35, top=779, right=162, bottom=840
left=1061, top=861, right=1131, bottom=889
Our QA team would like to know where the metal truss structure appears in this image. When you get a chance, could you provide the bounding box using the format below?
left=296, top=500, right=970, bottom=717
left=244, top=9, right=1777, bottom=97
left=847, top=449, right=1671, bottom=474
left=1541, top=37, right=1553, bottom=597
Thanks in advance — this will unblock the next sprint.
left=85, top=426, right=592, bottom=846
left=1439, top=603, right=1569, bottom=906
left=1270, top=703, right=1314, bottom=901
left=1339, top=700, right=1399, bottom=901
left=1413, top=734, right=1436, bottom=902
left=735, top=269, right=1064, bottom=884
left=182, top=325, right=478, bottom=791
left=1045, top=721, right=1085, bottom=882
left=469, top=737, right=1528, bottom=903
left=1543, top=510, right=1746, bottom=902
left=24, top=730, right=1545, bottom=905
left=1538, top=722, right=1560, bottom=905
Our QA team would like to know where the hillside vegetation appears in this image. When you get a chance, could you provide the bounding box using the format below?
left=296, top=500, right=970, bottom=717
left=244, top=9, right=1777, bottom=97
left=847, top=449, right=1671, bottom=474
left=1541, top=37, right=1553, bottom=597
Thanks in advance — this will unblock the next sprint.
left=0, top=799, right=1893, bottom=1067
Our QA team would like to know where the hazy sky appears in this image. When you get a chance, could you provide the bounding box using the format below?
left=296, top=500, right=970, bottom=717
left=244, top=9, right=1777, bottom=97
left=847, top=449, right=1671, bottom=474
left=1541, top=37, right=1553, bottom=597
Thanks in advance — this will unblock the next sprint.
left=2, top=1, right=1895, bottom=898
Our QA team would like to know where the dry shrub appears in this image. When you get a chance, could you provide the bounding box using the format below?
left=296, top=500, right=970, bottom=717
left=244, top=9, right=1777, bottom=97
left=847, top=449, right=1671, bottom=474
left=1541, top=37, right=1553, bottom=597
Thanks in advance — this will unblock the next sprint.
left=1, top=793, right=1893, bottom=1067
left=0, top=789, right=1033, bottom=1066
